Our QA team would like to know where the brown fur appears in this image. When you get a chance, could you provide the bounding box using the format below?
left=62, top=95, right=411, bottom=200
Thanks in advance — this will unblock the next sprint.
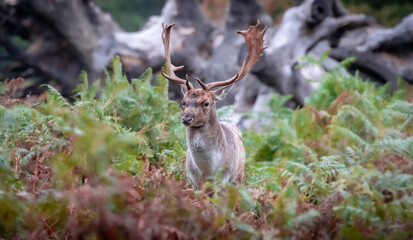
left=182, top=87, right=245, bottom=189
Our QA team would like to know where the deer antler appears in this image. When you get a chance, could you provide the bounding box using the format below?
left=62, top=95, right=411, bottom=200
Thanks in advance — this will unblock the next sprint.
left=205, top=20, right=267, bottom=91
left=161, top=23, right=193, bottom=89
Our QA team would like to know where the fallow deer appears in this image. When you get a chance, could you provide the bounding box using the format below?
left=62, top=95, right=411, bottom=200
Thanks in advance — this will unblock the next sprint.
left=161, top=21, right=266, bottom=189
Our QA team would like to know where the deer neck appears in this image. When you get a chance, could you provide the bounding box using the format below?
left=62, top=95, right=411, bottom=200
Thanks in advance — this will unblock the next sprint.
left=186, top=107, right=225, bottom=150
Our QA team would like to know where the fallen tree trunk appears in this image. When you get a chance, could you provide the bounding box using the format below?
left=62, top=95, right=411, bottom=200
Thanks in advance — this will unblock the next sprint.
left=0, top=0, right=119, bottom=95
left=255, top=0, right=375, bottom=106
left=1, top=0, right=412, bottom=114
left=330, top=13, right=413, bottom=88
left=256, top=0, right=413, bottom=107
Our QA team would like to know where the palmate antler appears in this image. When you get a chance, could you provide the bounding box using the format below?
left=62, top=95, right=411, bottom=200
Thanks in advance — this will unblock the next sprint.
left=203, top=21, right=267, bottom=90
left=161, top=21, right=267, bottom=91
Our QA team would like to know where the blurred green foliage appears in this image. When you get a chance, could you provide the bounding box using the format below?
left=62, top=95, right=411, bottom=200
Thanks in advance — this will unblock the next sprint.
left=343, top=0, right=413, bottom=26
left=267, top=0, right=413, bottom=27
left=97, top=0, right=165, bottom=31
left=96, top=0, right=413, bottom=31
left=343, top=0, right=412, bottom=10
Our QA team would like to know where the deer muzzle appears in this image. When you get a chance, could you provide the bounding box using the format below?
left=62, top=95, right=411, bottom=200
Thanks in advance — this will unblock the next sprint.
left=182, top=114, right=193, bottom=126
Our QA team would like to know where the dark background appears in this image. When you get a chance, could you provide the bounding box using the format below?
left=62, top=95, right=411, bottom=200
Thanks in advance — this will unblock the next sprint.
left=98, top=0, right=413, bottom=31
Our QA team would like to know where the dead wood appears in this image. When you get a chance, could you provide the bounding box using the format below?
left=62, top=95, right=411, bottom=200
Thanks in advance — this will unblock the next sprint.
left=1, top=0, right=412, bottom=114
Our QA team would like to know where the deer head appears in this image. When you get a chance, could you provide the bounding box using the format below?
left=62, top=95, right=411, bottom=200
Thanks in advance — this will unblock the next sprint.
left=161, top=21, right=267, bottom=127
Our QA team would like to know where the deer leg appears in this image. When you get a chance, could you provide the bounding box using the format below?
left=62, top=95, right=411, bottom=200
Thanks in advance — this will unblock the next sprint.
left=186, top=153, right=202, bottom=189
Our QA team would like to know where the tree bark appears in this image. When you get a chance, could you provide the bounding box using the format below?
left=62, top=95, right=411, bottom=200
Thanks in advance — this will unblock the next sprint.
left=1, top=0, right=412, bottom=111
left=0, top=0, right=119, bottom=95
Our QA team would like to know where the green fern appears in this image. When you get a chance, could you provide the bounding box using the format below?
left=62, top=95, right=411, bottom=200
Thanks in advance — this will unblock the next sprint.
left=1, top=55, right=413, bottom=239
left=41, top=84, right=71, bottom=108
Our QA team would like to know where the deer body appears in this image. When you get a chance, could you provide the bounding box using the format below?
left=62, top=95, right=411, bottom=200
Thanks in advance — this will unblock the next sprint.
left=185, top=104, right=245, bottom=188
left=161, top=21, right=266, bottom=189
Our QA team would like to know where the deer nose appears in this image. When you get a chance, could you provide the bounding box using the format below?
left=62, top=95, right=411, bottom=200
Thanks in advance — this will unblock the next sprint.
left=182, top=114, right=193, bottom=125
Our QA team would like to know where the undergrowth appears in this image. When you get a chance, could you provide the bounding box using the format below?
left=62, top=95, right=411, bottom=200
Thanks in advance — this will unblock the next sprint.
left=0, top=56, right=412, bottom=239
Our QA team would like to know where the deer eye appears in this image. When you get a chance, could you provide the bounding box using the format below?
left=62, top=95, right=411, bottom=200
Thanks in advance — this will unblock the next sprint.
left=182, top=102, right=186, bottom=107
left=204, top=102, right=210, bottom=107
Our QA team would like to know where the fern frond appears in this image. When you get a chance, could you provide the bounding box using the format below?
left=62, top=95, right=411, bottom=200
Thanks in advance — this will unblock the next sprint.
left=375, top=172, right=413, bottom=193
left=330, top=125, right=368, bottom=146
left=372, top=136, right=413, bottom=159
left=41, top=84, right=71, bottom=107
left=386, top=100, right=413, bottom=115
left=345, top=147, right=360, bottom=164
left=285, top=161, right=312, bottom=175
left=338, top=105, right=379, bottom=136
left=135, top=67, right=153, bottom=83
left=311, top=155, right=347, bottom=178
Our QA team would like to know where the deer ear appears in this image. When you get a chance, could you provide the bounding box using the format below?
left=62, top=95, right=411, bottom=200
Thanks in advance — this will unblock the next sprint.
left=181, top=85, right=188, bottom=95
left=213, top=84, right=234, bottom=101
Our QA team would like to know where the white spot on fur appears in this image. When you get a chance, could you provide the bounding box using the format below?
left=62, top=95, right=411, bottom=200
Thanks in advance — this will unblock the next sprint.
left=191, top=131, right=204, bottom=148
